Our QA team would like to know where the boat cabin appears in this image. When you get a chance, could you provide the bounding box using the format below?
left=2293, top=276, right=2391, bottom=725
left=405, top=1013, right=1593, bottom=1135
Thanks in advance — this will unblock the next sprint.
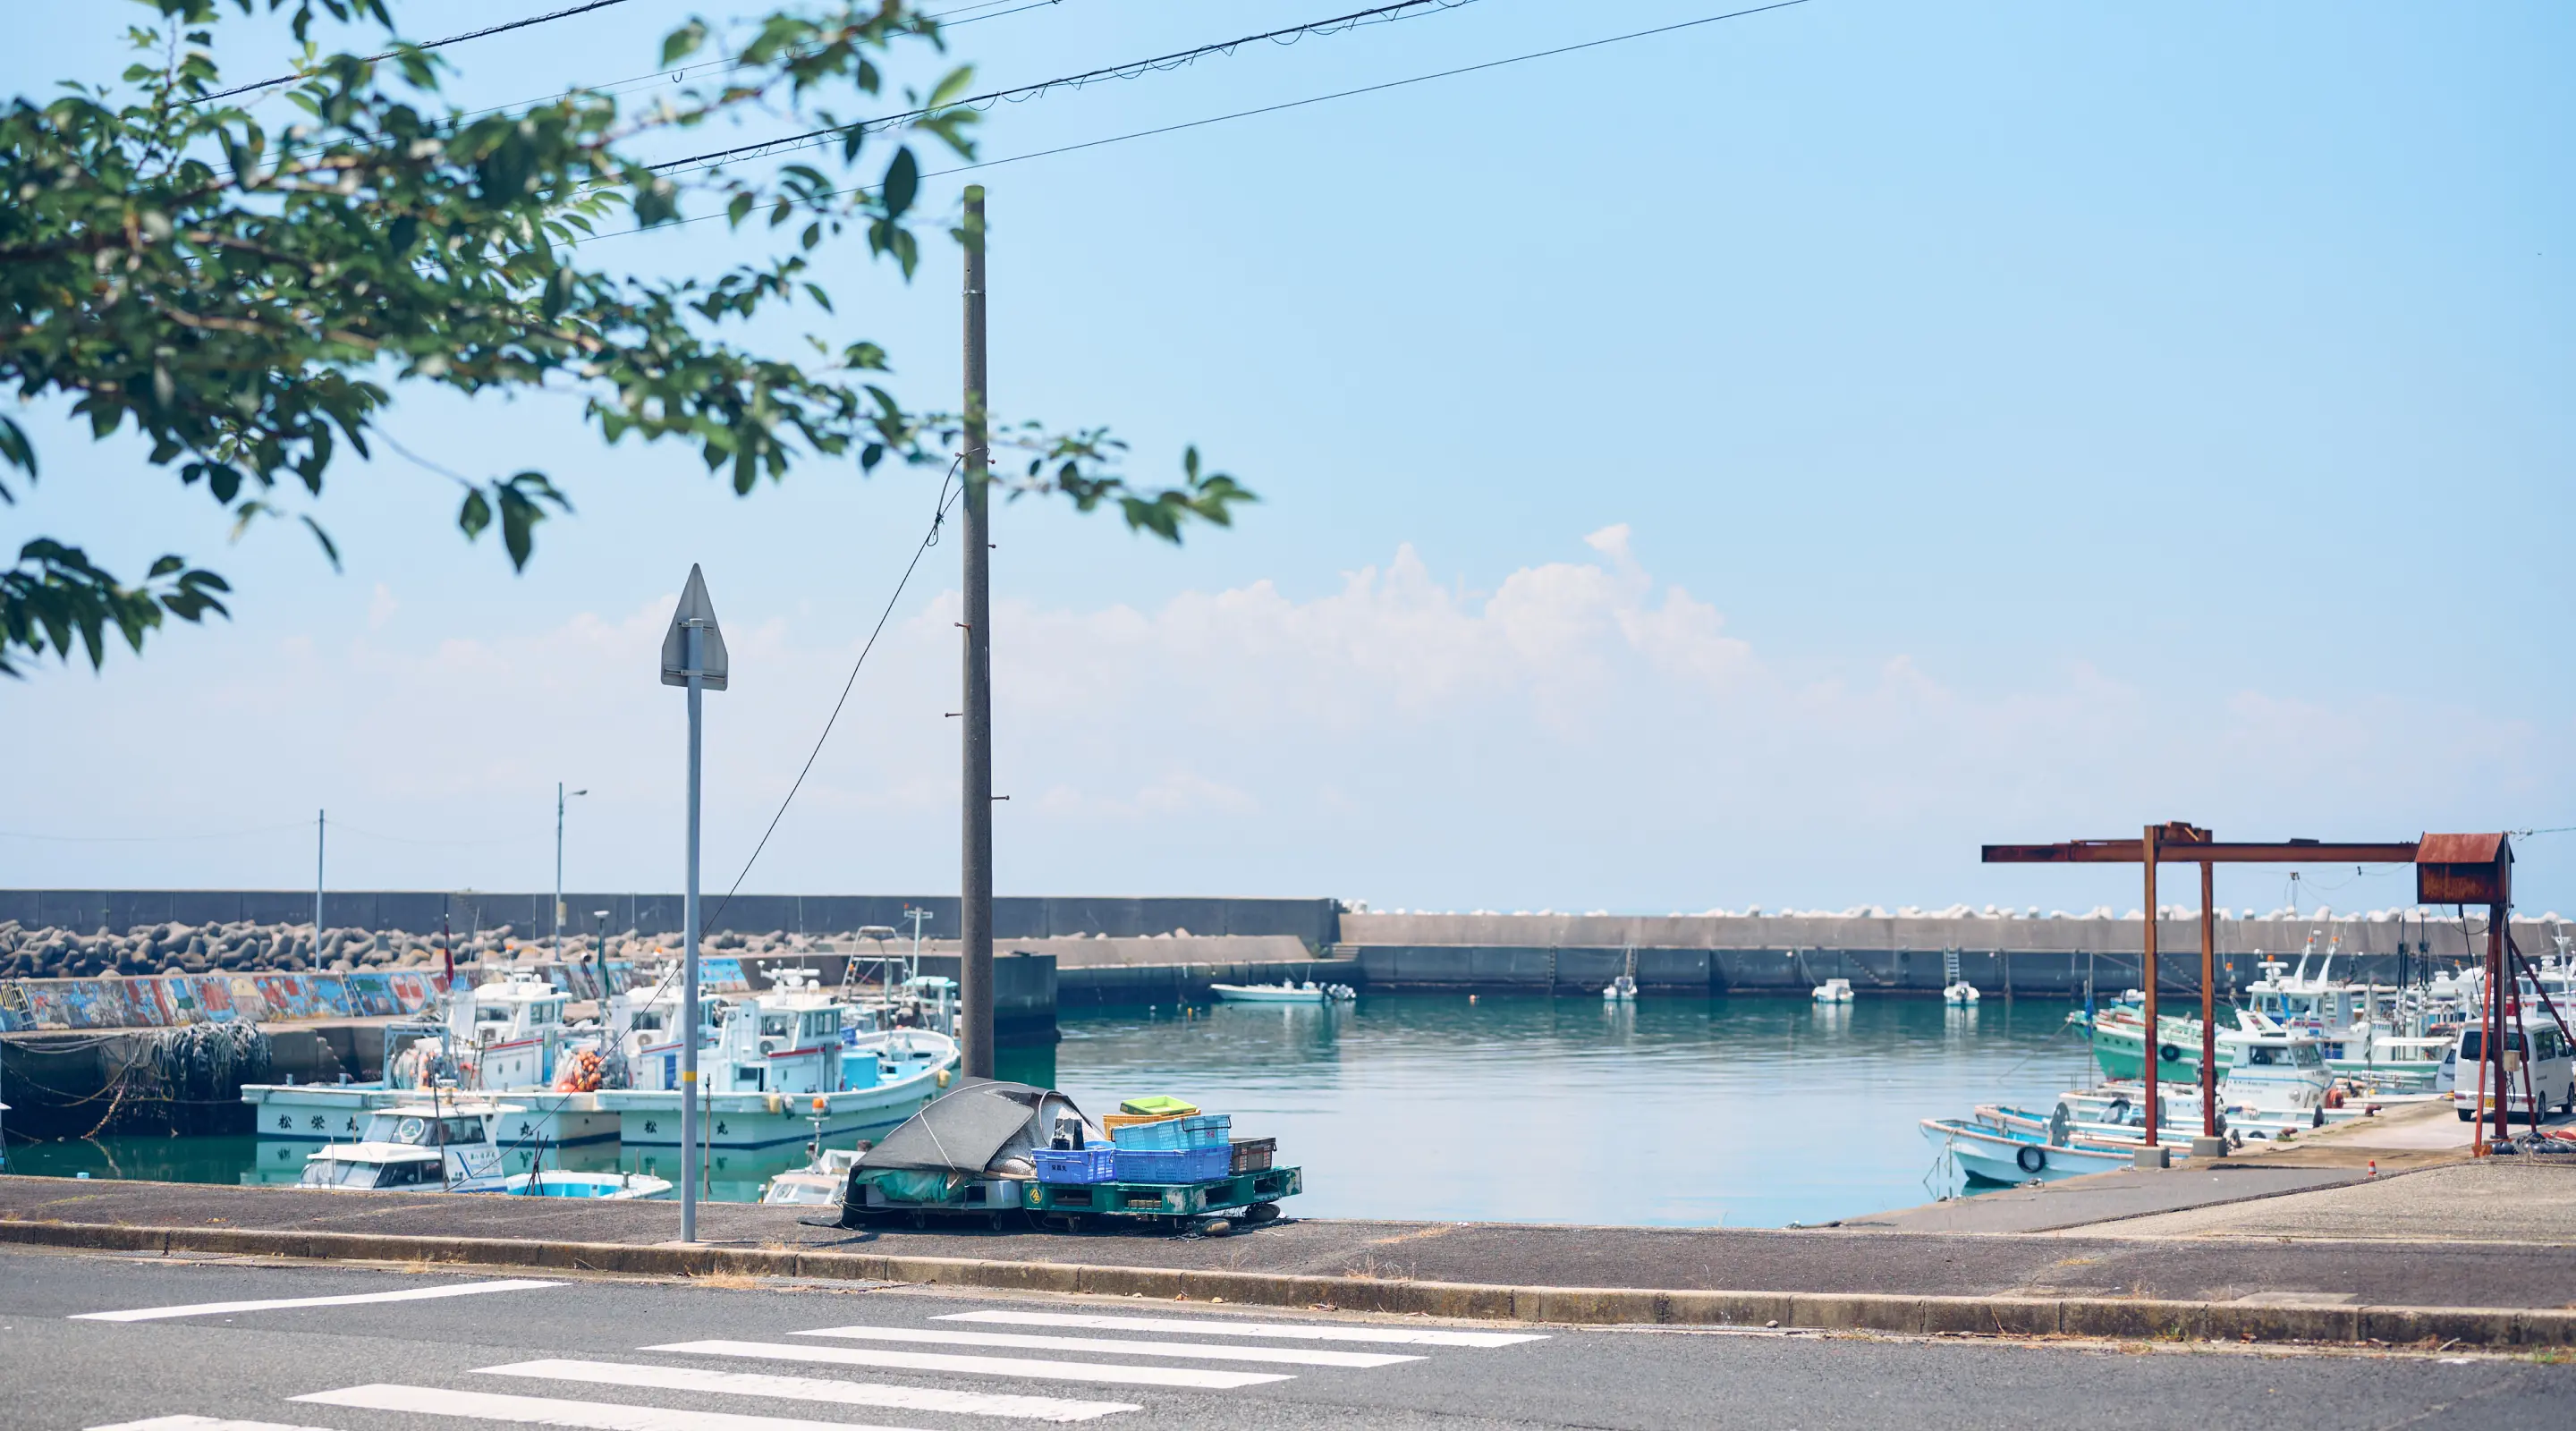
left=298, top=1101, right=516, bottom=1192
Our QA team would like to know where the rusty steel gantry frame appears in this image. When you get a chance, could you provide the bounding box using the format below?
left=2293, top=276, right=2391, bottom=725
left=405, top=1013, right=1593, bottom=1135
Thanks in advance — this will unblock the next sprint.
left=1981, top=826, right=2450, bottom=1149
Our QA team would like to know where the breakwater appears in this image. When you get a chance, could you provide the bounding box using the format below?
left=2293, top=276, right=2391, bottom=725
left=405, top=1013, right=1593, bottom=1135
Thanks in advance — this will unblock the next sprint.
left=1341, top=910, right=2563, bottom=995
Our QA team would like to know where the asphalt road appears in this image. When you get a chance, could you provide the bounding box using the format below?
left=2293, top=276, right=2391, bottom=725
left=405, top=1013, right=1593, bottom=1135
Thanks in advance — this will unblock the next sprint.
left=2, top=1247, right=2568, bottom=1431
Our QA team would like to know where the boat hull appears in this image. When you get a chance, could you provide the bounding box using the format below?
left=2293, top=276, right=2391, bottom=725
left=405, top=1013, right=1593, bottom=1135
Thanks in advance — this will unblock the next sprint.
left=1921, top=1118, right=2133, bottom=1183
left=242, top=1084, right=617, bottom=1149
left=1209, top=985, right=1330, bottom=1004
left=601, top=1067, right=948, bottom=1150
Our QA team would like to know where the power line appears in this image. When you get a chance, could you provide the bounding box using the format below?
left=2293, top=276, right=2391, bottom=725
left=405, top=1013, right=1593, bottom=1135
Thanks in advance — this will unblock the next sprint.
left=705, top=464, right=966, bottom=927
left=0, top=821, right=313, bottom=844
left=649, top=0, right=1486, bottom=176
left=603, top=0, right=1814, bottom=240
left=197, top=0, right=642, bottom=104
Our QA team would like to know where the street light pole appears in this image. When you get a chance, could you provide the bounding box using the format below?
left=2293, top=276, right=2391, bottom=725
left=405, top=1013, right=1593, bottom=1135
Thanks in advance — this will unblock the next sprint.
left=555, top=784, right=588, bottom=960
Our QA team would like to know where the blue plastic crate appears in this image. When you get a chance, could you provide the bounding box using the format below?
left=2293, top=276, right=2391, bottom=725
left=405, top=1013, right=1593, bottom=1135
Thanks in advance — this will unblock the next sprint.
left=1033, top=1146, right=1119, bottom=1184
left=1176, top=1113, right=1233, bottom=1149
left=1112, top=1146, right=1231, bottom=1184
left=1112, top=1119, right=1189, bottom=1150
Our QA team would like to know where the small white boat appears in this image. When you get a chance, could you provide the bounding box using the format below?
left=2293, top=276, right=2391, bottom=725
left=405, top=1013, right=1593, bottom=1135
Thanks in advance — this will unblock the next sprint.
left=1602, top=975, right=1638, bottom=1003
left=1920, top=1115, right=2136, bottom=1183
left=1209, top=981, right=1355, bottom=1004
left=299, top=1100, right=521, bottom=1192
left=1942, top=981, right=1981, bottom=1006
left=1812, top=978, right=1853, bottom=1003
left=761, top=1147, right=861, bottom=1207
left=501, top=1169, right=673, bottom=1199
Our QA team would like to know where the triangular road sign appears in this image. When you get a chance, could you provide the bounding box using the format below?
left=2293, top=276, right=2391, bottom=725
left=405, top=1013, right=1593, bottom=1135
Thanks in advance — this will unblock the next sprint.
left=660, top=563, right=730, bottom=690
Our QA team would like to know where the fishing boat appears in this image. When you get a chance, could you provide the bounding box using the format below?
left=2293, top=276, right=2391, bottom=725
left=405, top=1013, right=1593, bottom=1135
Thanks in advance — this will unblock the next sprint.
left=1601, top=975, right=1638, bottom=1003
left=1811, top=978, right=1853, bottom=1003
left=243, top=970, right=617, bottom=1154
left=297, top=1099, right=521, bottom=1192
left=1919, top=1114, right=2137, bottom=1183
left=1942, top=981, right=1980, bottom=1006
left=597, top=986, right=958, bottom=1151
left=1209, top=980, right=1357, bottom=1004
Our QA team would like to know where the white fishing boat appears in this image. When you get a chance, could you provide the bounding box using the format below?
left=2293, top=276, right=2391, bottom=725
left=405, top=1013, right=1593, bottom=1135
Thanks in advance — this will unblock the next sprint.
left=1811, top=978, right=1853, bottom=1003
left=597, top=986, right=958, bottom=1151
left=297, top=1099, right=521, bottom=1192
left=1942, top=982, right=1980, bottom=1006
left=243, top=970, right=617, bottom=1153
left=1209, top=980, right=1356, bottom=1004
left=1919, top=1114, right=2136, bottom=1183
left=1601, top=975, right=1638, bottom=1003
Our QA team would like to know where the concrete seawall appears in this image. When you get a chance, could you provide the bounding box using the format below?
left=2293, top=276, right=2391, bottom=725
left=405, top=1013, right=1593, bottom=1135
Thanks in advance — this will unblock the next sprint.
left=1341, top=910, right=2562, bottom=995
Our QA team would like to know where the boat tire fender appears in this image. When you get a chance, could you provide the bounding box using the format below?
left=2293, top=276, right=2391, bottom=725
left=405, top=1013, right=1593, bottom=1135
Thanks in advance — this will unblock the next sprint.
left=2106, top=1097, right=2131, bottom=1125
left=2016, top=1144, right=2047, bottom=1174
left=2159, top=1043, right=2184, bottom=1065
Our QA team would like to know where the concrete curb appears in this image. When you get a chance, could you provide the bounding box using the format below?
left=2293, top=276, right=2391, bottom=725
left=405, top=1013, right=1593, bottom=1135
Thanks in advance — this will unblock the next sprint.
left=4, top=1218, right=2565, bottom=1349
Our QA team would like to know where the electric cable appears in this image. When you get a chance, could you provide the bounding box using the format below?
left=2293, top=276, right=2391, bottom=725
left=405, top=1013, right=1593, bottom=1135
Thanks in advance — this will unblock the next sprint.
left=597, top=0, right=1814, bottom=241
left=649, top=0, right=1488, bottom=175
left=197, top=0, right=642, bottom=104
left=704, top=462, right=966, bottom=929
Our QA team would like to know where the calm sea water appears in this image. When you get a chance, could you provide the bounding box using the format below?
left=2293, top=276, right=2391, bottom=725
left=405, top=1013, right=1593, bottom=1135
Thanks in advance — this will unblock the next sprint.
left=5, top=995, right=2096, bottom=1226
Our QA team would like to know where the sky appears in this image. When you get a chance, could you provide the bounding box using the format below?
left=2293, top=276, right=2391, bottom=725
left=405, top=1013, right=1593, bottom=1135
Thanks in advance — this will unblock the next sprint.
left=5, top=0, right=2572, bottom=916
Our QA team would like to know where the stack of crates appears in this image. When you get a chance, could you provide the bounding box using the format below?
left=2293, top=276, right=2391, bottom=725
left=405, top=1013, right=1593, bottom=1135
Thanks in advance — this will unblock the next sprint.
left=1111, top=1112, right=1232, bottom=1183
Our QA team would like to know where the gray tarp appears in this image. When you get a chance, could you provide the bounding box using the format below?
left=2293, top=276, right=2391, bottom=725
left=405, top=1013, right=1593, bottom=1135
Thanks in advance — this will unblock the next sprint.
left=857, top=1080, right=1101, bottom=1174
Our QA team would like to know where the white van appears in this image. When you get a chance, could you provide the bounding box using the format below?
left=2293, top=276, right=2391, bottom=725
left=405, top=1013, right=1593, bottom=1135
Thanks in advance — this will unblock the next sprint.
left=2450, top=1020, right=2575, bottom=1123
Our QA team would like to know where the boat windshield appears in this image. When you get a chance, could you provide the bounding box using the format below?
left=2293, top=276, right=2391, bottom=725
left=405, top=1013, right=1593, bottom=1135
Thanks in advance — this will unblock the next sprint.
left=301, top=1156, right=439, bottom=1189
left=2241, top=1044, right=2325, bottom=1068
left=361, top=1113, right=487, bottom=1146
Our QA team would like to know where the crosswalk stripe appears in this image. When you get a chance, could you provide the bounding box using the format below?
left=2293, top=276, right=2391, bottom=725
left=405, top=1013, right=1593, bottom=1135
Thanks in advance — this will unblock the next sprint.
left=293, top=1384, right=924, bottom=1431
left=794, top=1325, right=1420, bottom=1369
left=936, top=1310, right=1550, bottom=1348
left=476, top=1359, right=1138, bottom=1423
left=72, top=1279, right=561, bottom=1323
left=646, top=1339, right=1292, bottom=1391
left=89, top=1418, right=338, bottom=1431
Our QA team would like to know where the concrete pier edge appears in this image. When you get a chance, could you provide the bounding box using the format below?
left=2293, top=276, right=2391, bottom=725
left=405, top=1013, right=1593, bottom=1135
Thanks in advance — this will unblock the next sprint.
left=1, top=1218, right=2560, bottom=1349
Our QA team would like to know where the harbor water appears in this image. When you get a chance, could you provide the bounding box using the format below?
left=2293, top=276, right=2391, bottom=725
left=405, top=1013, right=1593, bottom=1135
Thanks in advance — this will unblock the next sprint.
left=4, top=994, right=2097, bottom=1226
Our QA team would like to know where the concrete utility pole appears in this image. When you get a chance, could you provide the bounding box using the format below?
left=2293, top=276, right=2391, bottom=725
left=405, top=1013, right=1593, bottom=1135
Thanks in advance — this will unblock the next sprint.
left=315, top=809, right=326, bottom=960
left=959, top=184, right=996, bottom=1080
left=660, top=564, right=729, bottom=1241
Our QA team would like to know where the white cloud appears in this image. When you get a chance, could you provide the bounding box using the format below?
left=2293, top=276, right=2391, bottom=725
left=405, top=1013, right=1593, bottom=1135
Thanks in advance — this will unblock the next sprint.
left=7, top=527, right=2562, bottom=909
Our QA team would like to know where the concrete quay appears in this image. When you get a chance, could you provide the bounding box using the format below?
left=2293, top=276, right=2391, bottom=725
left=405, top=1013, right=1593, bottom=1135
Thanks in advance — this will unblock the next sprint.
left=6, top=1160, right=2572, bottom=1348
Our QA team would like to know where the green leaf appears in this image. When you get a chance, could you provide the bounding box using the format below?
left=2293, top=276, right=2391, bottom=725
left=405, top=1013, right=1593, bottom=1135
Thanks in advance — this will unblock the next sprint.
left=659, top=20, right=708, bottom=66
left=881, top=146, right=919, bottom=218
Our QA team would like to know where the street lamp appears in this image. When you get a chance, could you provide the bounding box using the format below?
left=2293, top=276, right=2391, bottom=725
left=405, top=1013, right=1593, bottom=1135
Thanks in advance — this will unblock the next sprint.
left=555, top=783, right=589, bottom=960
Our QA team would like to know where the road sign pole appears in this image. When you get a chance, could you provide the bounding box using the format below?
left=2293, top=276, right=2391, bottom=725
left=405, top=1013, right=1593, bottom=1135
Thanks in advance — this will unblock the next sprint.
left=681, top=619, right=703, bottom=1243
left=659, top=562, right=728, bottom=1244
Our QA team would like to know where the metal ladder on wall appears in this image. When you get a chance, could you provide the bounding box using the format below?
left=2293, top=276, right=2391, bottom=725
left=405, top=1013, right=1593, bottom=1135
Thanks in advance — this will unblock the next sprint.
left=1942, top=947, right=1963, bottom=988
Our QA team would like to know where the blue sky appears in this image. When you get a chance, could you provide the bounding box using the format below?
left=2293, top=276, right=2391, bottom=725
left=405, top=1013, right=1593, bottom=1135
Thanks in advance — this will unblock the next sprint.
left=7, top=1, right=2572, bottom=916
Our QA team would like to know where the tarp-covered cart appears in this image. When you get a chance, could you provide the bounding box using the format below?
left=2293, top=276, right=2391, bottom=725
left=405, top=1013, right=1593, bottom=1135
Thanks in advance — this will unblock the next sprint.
left=837, top=1080, right=1298, bottom=1234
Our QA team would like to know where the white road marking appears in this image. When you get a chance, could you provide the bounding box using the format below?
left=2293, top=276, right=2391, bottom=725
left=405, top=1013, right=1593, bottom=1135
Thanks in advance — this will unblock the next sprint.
left=794, top=1325, right=1419, bottom=1368
left=647, top=1339, right=1292, bottom=1390
left=89, top=1418, right=340, bottom=1431
left=937, top=1309, right=1550, bottom=1347
left=477, top=1359, right=1138, bottom=1423
left=72, top=1279, right=561, bottom=1323
left=294, top=1384, right=923, bottom=1431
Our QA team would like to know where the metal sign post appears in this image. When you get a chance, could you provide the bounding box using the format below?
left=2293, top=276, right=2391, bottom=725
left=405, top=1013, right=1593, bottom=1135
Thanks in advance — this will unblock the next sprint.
left=660, top=563, right=729, bottom=1241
